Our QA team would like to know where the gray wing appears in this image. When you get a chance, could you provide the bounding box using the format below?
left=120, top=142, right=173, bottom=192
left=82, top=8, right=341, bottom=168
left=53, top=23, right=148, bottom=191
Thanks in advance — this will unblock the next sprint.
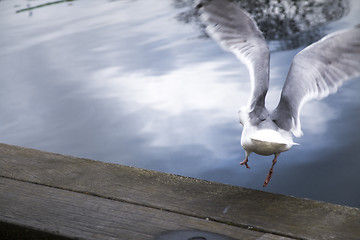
left=271, top=25, right=360, bottom=137
left=196, top=0, right=270, bottom=124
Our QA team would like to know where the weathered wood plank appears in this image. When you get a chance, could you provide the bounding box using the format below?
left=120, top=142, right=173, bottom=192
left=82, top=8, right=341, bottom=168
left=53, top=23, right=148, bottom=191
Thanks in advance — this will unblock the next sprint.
left=0, top=143, right=359, bottom=240
left=0, top=177, right=283, bottom=240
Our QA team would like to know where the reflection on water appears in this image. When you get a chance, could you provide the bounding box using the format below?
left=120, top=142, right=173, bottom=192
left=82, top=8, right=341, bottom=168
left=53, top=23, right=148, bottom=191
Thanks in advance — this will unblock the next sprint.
left=178, top=0, right=350, bottom=50
left=0, top=0, right=360, bottom=207
left=15, top=0, right=74, bottom=14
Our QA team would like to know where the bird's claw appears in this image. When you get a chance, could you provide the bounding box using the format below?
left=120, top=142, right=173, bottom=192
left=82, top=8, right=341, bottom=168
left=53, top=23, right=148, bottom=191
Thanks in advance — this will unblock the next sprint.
left=263, top=170, right=273, bottom=187
left=240, top=159, right=250, bottom=169
left=263, top=153, right=279, bottom=187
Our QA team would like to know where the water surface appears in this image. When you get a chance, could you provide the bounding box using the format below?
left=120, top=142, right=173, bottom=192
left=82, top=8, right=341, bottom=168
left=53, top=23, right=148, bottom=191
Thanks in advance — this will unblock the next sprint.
left=1, top=0, right=360, bottom=207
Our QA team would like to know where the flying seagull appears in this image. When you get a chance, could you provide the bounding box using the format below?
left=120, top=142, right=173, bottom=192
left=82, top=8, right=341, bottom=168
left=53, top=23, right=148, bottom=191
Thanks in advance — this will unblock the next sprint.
left=196, top=0, right=360, bottom=186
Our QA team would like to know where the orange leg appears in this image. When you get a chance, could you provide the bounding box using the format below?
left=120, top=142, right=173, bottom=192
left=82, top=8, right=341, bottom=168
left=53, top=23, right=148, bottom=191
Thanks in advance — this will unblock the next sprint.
left=263, top=153, right=280, bottom=187
left=240, top=152, right=250, bottom=169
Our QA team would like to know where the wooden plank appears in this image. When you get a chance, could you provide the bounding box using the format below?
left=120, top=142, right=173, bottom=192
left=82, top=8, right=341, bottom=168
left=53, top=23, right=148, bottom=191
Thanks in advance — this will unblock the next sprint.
left=0, top=177, right=284, bottom=240
left=0, top=143, right=359, bottom=240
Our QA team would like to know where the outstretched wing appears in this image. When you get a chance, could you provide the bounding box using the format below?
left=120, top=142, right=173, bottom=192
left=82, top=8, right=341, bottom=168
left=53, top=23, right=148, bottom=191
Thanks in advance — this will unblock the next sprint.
left=271, top=25, right=360, bottom=137
left=196, top=0, right=270, bottom=124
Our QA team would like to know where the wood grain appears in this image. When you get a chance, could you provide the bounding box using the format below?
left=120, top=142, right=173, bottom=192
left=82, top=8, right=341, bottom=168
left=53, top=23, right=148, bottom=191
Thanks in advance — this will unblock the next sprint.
left=0, top=177, right=283, bottom=240
left=0, top=143, right=359, bottom=240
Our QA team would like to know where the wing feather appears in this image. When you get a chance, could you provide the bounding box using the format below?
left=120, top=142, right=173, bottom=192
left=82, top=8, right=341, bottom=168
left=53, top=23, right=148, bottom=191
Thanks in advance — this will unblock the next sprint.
left=196, top=0, right=270, bottom=123
left=271, top=25, right=360, bottom=137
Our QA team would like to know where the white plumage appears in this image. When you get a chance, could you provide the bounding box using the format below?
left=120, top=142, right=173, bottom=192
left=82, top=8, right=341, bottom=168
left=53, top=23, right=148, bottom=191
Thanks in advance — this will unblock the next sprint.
left=196, top=0, right=360, bottom=186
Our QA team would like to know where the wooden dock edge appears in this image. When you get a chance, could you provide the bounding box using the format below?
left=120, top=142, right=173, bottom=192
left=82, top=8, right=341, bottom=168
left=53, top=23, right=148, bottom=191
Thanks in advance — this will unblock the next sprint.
left=0, top=143, right=359, bottom=240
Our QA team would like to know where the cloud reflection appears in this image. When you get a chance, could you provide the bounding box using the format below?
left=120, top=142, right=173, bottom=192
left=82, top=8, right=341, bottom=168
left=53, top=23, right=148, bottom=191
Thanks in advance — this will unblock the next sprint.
left=0, top=0, right=359, bottom=207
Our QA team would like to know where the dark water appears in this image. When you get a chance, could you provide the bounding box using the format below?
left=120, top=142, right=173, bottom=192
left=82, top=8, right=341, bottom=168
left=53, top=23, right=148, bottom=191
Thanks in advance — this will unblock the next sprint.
left=1, top=0, right=360, bottom=207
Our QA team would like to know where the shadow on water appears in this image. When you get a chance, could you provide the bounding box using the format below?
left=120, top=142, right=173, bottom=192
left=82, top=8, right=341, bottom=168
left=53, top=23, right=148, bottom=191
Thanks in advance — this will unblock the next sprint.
left=175, top=0, right=350, bottom=50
